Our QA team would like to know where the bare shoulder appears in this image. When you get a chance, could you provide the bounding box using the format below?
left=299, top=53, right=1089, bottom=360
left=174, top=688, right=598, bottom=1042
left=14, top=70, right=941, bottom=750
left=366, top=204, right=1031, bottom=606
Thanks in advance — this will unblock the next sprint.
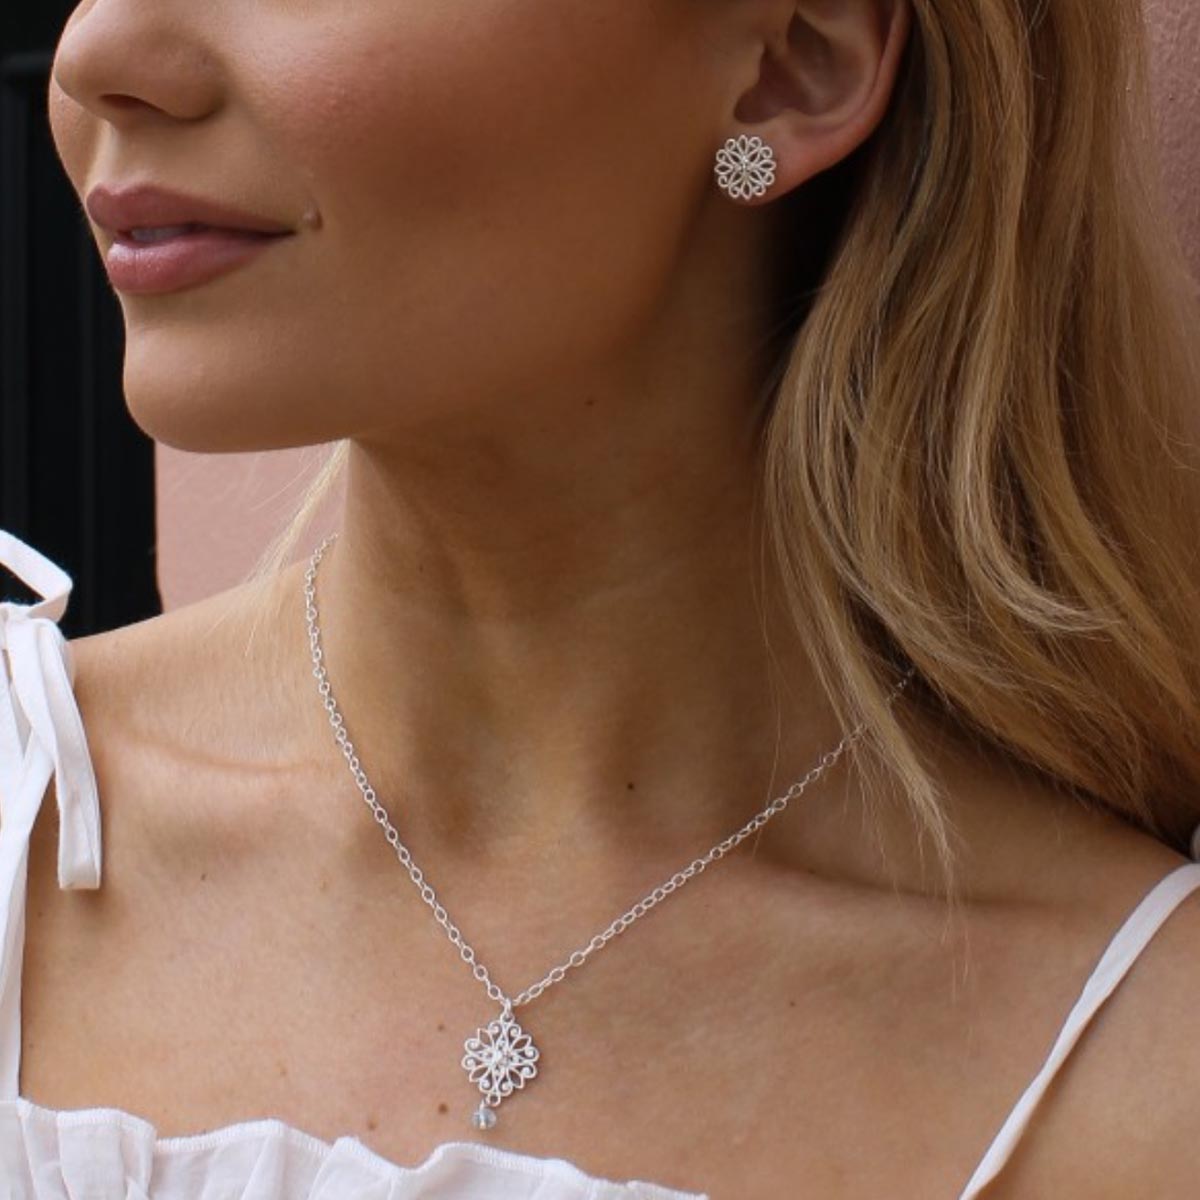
left=65, top=562, right=291, bottom=719
left=979, top=812, right=1200, bottom=1198
left=875, top=725, right=1200, bottom=1196
left=46, top=558, right=319, bottom=871
left=1085, top=850, right=1200, bottom=1194
left=63, top=557, right=307, bottom=755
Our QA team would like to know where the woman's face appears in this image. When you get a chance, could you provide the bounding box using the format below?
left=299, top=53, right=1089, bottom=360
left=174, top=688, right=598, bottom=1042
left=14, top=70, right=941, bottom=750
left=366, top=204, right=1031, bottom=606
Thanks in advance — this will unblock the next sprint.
left=48, top=0, right=736, bottom=453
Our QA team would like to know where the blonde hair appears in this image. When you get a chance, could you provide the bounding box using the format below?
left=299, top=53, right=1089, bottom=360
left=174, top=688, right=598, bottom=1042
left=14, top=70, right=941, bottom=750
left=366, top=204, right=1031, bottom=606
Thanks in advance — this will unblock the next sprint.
left=248, top=0, right=1200, bottom=901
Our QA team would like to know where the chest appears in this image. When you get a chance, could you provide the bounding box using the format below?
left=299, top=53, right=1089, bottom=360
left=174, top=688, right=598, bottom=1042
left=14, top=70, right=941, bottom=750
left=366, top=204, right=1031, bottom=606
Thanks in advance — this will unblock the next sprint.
left=18, top=783, right=1131, bottom=1200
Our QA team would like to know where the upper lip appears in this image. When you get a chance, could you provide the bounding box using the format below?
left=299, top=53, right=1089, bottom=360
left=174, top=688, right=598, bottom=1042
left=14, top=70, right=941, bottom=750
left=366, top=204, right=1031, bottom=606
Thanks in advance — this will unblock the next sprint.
left=85, top=184, right=296, bottom=236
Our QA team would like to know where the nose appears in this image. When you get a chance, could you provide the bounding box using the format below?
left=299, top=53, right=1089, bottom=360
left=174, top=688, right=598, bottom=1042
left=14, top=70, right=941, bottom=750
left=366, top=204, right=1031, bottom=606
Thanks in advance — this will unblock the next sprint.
left=50, top=0, right=223, bottom=129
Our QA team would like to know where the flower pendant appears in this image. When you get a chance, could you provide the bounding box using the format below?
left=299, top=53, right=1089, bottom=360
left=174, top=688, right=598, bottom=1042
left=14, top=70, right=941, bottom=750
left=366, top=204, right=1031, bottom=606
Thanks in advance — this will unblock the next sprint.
left=462, top=1003, right=540, bottom=1130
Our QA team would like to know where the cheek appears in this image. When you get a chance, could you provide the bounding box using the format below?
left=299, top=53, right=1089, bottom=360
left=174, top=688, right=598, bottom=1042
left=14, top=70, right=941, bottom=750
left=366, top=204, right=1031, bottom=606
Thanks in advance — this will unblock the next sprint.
left=234, top=2, right=709, bottom=432
left=262, top=3, right=653, bottom=221
left=117, top=3, right=712, bottom=454
left=47, top=60, right=94, bottom=201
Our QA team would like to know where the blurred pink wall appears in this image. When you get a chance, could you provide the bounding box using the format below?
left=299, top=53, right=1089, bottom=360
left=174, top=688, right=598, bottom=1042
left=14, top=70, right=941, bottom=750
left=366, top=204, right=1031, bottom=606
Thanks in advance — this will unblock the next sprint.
left=157, top=444, right=341, bottom=608
left=1146, top=0, right=1200, bottom=276
left=156, top=0, right=1200, bottom=610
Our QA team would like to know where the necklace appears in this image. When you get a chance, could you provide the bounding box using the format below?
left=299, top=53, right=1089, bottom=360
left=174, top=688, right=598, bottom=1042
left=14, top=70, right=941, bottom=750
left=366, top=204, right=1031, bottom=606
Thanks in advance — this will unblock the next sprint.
left=303, top=532, right=915, bottom=1130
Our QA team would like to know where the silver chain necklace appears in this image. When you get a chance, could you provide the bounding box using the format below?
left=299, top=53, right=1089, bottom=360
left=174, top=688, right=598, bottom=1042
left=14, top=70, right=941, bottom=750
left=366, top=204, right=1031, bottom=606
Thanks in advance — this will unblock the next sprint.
left=303, top=531, right=915, bottom=1130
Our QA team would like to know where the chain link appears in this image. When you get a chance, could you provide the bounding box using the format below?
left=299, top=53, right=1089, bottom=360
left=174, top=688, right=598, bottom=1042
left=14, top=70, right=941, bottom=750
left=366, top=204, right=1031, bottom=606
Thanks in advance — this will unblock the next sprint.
left=304, top=532, right=915, bottom=1011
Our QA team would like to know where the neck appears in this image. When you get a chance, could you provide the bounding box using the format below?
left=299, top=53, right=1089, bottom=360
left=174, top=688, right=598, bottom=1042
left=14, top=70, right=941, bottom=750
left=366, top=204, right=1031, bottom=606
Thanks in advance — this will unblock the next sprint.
left=260, top=221, right=928, bottom=891
left=286, top=411, right=856, bottom=873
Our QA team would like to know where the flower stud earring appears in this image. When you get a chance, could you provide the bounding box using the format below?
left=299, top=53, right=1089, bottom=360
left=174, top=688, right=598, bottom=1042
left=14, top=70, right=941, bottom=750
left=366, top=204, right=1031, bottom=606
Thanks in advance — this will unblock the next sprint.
left=714, top=133, right=777, bottom=202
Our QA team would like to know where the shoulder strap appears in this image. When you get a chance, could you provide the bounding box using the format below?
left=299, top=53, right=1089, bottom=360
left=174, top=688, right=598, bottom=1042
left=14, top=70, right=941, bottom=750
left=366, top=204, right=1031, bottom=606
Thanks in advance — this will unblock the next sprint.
left=957, top=858, right=1200, bottom=1198
left=0, top=530, right=101, bottom=888
left=0, top=529, right=102, bottom=1099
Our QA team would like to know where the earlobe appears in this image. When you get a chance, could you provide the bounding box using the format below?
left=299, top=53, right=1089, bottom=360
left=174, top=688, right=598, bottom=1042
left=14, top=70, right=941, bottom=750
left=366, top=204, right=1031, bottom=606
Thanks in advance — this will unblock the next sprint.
left=717, top=0, right=911, bottom=205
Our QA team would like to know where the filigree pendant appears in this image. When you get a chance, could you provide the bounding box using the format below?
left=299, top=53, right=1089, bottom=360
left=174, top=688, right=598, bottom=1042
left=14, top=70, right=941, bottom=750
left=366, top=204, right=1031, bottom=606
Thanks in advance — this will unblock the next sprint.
left=462, top=1002, right=540, bottom=1130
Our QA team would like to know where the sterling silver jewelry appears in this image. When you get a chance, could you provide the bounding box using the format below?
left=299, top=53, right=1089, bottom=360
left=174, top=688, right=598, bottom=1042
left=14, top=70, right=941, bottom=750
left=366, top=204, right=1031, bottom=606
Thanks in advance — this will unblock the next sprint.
left=714, top=133, right=777, bottom=200
left=303, top=532, right=915, bottom=1129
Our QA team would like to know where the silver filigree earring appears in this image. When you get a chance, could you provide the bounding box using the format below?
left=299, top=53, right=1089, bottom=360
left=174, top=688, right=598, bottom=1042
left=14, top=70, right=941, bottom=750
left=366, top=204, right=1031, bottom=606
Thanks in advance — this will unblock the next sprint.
left=714, top=133, right=777, bottom=202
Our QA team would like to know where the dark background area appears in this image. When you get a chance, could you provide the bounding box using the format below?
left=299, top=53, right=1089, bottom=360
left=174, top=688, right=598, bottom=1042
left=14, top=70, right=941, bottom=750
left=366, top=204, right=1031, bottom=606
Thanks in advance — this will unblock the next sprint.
left=1, top=3, right=159, bottom=635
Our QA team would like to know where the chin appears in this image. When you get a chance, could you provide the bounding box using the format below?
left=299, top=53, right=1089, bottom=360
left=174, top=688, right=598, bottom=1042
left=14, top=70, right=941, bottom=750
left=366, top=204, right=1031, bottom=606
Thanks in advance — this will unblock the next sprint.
left=120, top=357, right=331, bottom=456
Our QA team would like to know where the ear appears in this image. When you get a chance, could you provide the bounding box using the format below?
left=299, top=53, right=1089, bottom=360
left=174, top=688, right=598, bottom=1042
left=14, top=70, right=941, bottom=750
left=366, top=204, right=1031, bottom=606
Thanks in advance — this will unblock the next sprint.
left=716, top=0, right=913, bottom=204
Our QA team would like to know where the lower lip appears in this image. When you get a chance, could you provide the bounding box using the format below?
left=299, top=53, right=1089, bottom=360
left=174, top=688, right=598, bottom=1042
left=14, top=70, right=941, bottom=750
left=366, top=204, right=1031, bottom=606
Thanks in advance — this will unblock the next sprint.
left=103, top=228, right=294, bottom=295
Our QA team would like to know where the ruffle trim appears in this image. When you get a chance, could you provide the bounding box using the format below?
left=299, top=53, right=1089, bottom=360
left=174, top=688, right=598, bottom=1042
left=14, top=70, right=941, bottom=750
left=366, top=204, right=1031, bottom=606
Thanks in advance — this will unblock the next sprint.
left=0, top=1096, right=707, bottom=1199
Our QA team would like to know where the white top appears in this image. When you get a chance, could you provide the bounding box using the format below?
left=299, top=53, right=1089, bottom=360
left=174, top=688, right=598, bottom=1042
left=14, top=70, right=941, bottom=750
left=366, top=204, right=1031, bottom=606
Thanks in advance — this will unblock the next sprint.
left=1, top=527, right=1198, bottom=1200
